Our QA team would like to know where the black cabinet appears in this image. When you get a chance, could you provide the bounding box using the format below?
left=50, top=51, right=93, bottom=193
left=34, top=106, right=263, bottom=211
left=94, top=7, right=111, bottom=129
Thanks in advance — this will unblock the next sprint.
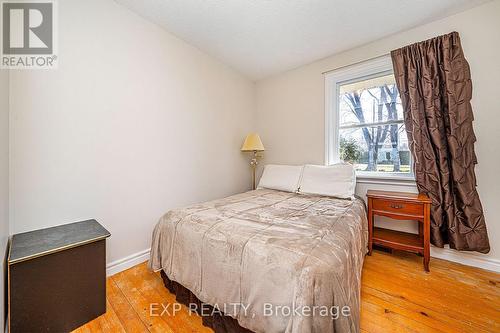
left=8, top=220, right=111, bottom=332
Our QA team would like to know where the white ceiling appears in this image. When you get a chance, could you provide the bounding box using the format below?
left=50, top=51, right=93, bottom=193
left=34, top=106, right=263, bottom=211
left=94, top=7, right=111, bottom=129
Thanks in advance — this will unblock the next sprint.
left=115, top=0, right=490, bottom=80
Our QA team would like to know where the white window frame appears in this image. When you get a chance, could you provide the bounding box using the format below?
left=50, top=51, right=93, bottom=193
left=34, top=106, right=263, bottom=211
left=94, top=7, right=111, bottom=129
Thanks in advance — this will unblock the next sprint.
left=324, top=55, right=415, bottom=181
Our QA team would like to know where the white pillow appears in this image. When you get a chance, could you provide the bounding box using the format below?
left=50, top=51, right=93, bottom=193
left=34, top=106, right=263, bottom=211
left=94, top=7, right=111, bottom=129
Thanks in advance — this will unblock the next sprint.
left=299, top=164, right=356, bottom=199
left=257, top=164, right=303, bottom=192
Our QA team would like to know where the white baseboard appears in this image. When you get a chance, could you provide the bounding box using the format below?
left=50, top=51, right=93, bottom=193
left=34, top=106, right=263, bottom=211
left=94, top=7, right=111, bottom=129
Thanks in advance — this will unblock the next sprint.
left=106, top=248, right=150, bottom=276
left=104, top=246, right=499, bottom=277
left=431, top=247, right=500, bottom=273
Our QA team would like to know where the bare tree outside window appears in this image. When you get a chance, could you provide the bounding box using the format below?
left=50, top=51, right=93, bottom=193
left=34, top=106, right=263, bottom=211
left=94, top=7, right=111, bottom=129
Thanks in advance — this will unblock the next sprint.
left=337, top=74, right=411, bottom=174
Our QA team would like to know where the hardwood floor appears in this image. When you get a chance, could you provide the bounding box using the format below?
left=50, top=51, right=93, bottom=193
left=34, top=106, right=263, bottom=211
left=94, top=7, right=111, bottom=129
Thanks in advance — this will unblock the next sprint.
left=74, top=251, right=500, bottom=333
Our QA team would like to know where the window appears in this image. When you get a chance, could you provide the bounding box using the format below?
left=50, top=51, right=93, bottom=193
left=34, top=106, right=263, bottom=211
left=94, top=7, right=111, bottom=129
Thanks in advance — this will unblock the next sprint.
left=325, top=55, right=413, bottom=179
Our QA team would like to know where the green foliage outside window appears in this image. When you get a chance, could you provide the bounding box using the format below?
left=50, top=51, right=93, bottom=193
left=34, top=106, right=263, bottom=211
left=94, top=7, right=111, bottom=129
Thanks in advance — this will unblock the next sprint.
left=340, top=137, right=362, bottom=163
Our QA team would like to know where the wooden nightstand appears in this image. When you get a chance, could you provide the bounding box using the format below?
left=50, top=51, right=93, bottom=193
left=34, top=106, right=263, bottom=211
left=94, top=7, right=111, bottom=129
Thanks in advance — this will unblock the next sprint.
left=366, top=190, right=432, bottom=272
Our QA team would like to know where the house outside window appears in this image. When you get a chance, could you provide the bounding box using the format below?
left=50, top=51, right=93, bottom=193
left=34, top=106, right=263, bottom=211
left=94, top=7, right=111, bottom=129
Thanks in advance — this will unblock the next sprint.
left=325, top=55, right=414, bottom=180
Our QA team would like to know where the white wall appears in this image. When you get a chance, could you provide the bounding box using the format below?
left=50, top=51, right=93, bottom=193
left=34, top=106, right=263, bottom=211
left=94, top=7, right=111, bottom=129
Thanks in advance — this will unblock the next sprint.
left=7, top=0, right=500, bottom=273
left=9, top=0, right=255, bottom=265
left=0, top=69, right=9, bottom=331
left=256, top=1, right=500, bottom=270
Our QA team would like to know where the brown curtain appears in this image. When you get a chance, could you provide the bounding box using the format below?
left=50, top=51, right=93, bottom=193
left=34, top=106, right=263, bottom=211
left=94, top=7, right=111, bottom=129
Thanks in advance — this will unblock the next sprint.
left=391, top=32, right=489, bottom=253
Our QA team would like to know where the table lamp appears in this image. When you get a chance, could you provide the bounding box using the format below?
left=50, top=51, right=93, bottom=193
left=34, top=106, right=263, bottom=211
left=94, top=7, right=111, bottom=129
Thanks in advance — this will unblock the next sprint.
left=241, top=133, right=265, bottom=190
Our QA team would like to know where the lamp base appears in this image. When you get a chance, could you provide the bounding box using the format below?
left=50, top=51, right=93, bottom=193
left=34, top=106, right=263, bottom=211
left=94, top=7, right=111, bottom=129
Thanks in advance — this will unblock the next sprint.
left=250, top=151, right=258, bottom=190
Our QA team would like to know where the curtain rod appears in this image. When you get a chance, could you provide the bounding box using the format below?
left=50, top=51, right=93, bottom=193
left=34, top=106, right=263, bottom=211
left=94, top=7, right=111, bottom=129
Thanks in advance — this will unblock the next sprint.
left=321, top=53, right=390, bottom=75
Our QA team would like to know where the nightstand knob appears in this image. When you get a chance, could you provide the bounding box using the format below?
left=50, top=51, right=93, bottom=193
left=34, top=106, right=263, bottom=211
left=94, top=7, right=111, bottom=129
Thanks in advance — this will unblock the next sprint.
left=390, top=203, right=404, bottom=209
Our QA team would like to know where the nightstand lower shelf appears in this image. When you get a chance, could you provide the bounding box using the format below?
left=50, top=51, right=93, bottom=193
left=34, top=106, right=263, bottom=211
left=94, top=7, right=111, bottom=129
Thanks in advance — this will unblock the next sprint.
left=372, top=227, right=423, bottom=253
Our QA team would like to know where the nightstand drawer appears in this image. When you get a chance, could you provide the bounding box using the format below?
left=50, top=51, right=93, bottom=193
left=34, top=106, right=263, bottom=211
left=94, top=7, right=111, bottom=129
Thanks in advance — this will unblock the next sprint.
left=372, top=199, right=423, bottom=216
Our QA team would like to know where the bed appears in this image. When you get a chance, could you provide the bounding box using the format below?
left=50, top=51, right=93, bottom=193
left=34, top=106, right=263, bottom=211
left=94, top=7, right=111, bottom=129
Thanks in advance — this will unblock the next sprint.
left=149, top=188, right=368, bottom=333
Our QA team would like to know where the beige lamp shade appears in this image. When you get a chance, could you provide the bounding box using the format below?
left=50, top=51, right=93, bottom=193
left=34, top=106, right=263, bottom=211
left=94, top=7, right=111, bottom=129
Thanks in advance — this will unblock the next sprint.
left=241, top=133, right=265, bottom=151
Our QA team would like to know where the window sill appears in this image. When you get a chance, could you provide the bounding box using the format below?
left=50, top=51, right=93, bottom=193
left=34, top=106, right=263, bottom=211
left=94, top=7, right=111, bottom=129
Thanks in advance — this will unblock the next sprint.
left=356, top=174, right=417, bottom=186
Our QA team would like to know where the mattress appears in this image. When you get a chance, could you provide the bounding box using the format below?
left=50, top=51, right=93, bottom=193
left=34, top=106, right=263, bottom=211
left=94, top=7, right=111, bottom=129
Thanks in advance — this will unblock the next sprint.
left=149, top=189, right=368, bottom=333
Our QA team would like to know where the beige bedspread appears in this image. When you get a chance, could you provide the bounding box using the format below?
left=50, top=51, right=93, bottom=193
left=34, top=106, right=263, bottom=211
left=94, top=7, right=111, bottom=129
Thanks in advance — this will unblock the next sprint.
left=149, top=189, right=368, bottom=333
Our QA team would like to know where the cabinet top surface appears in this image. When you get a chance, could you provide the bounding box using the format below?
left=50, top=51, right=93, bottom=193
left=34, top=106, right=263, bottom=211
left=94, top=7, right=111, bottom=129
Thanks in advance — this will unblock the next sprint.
left=9, top=219, right=110, bottom=265
left=366, top=190, right=431, bottom=203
